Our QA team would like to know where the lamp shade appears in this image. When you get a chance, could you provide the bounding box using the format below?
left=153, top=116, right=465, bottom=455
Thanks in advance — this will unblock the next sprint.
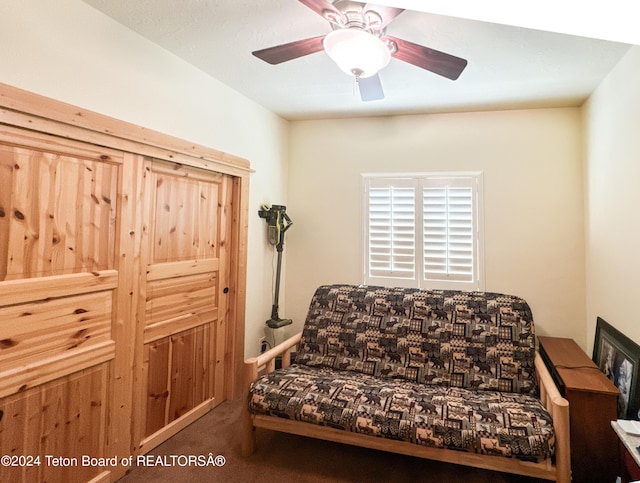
left=323, top=29, right=391, bottom=78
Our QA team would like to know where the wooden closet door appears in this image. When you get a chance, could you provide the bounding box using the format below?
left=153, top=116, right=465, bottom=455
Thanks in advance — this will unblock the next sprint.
left=134, top=160, right=233, bottom=453
left=0, top=130, right=132, bottom=483
left=0, top=83, right=249, bottom=482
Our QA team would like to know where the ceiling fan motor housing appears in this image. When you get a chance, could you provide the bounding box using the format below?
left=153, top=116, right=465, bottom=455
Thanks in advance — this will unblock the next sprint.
left=324, top=0, right=385, bottom=36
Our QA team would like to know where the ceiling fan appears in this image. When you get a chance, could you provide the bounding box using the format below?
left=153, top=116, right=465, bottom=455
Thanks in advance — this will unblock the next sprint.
left=252, top=0, right=468, bottom=102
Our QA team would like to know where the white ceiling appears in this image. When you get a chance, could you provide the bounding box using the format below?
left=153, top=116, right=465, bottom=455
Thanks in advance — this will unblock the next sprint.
left=82, top=0, right=632, bottom=120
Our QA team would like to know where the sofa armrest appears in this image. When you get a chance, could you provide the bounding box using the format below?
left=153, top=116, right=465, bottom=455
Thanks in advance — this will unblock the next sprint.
left=245, top=331, right=302, bottom=381
left=242, top=331, right=302, bottom=456
left=535, top=351, right=571, bottom=483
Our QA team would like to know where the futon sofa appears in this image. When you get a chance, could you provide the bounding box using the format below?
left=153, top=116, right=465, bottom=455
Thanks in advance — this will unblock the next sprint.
left=243, top=284, right=570, bottom=482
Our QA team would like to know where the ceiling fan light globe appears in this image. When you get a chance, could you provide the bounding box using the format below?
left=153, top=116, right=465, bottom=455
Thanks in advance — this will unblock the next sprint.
left=323, top=28, right=390, bottom=78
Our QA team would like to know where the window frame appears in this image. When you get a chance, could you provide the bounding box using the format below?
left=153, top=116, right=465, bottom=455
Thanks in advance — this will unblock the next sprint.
left=361, top=172, right=485, bottom=291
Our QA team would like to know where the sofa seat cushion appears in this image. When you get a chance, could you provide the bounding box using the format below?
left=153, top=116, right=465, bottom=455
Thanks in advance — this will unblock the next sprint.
left=249, top=364, right=555, bottom=462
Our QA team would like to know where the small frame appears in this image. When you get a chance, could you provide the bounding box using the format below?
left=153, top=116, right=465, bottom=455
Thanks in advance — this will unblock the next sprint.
left=593, top=316, right=640, bottom=419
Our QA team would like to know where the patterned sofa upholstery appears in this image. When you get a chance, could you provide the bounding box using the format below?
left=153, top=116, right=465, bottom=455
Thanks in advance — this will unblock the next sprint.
left=245, top=285, right=569, bottom=480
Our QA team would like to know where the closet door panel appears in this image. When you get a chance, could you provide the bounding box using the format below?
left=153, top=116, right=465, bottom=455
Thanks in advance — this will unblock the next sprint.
left=0, top=144, right=118, bottom=280
left=151, top=168, right=221, bottom=264
left=0, top=134, right=123, bottom=483
left=141, top=325, right=211, bottom=436
left=144, top=272, right=218, bottom=338
left=0, top=291, right=112, bottom=373
left=0, top=84, right=250, bottom=482
left=143, top=338, right=170, bottom=437
left=136, top=160, right=232, bottom=448
left=0, top=365, right=108, bottom=483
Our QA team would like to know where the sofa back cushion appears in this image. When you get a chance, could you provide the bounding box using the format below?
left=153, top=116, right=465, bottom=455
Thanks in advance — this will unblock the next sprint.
left=295, top=284, right=537, bottom=395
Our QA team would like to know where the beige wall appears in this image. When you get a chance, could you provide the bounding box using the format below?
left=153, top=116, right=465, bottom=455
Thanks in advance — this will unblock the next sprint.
left=286, top=108, right=586, bottom=344
left=0, top=0, right=290, bottom=358
left=583, top=46, right=640, bottom=354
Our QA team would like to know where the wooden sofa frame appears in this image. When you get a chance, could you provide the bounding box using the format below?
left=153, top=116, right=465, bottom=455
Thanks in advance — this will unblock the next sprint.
left=243, top=332, right=571, bottom=482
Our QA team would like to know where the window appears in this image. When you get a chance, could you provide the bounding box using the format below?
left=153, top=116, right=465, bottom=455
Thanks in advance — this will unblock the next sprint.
left=362, top=173, right=484, bottom=290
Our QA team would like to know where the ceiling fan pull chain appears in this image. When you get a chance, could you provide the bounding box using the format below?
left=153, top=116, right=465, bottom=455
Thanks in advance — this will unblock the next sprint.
left=352, top=70, right=364, bottom=99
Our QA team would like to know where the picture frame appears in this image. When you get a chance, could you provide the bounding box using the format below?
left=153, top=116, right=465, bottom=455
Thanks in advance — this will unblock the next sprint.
left=593, top=316, right=640, bottom=420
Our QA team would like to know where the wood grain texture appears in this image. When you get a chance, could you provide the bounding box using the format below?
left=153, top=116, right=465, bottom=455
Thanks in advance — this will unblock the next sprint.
left=143, top=326, right=212, bottom=438
left=216, top=176, right=232, bottom=402
left=0, top=82, right=251, bottom=175
left=151, top=173, right=219, bottom=264
left=137, top=398, right=218, bottom=456
left=146, top=258, right=218, bottom=281
left=0, top=127, right=123, bottom=482
left=107, top=152, right=145, bottom=479
left=228, top=175, right=249, bottom=400
left=538, top=336, right=615, bottom=482
left=0, top=144, right=118, bottom=281
left=0, top=291, right=112, bottom=371
left=144, top=338, right=170, bottom=437
left=0, top=123, right=124, bottom=164
left=0, top=341, right=115, bottom=400
left=0, top=365, right=109, bottom=483
left=0, top=270, right=117, bottom=307
left=0, top=85, right=250, bottom=482
left=136, top=160, right=229, bottom=447
left=168, top=329, right=197, bottom=422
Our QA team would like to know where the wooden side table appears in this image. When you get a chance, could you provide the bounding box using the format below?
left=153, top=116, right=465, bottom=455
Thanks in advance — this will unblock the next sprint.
left=538, top=336, right=620, bottom=483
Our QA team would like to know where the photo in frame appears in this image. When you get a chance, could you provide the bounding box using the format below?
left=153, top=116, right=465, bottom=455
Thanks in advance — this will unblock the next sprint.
left=593, top=316, right=640, bottom=419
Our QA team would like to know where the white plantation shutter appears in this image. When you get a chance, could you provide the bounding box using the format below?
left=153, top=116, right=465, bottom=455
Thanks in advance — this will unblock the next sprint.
left=423, top=178, right=476, bottom=284
left=366, top=179, right=417, bottom=283
left=363, top=173, right=483, bottom=290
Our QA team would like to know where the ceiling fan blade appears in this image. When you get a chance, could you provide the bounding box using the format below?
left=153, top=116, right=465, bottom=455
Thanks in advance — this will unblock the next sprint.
left=365, top=5, right=404, bottom=28
left=252, top=35, right=326, bottom=65
left=298, top=0, right=342, bottom=18
left=358, top=74, right=384, bottom=102
left=385, top=36, right=467, bottom=80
